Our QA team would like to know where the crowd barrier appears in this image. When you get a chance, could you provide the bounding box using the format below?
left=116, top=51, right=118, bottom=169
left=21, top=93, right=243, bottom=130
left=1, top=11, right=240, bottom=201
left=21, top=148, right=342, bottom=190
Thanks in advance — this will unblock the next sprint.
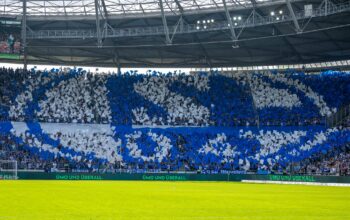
left=1, top=172, right=350, bottom=183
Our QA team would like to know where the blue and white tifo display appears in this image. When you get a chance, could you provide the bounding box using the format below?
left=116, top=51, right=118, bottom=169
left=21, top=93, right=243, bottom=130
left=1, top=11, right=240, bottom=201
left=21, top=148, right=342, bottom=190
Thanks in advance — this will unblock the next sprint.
left=0, top=67, right=350, bottom=173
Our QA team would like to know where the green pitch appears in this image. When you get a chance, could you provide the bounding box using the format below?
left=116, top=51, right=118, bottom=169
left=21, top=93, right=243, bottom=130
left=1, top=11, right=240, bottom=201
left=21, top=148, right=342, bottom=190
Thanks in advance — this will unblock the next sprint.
left=0, top=181, right=349, bottom=220
left=0, top=53, right=20, bottom=60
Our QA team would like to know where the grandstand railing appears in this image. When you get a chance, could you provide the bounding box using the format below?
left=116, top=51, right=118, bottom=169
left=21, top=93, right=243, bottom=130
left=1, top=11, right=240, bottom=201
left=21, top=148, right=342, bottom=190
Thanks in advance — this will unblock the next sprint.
left=191, top=60, right=350, bottom=73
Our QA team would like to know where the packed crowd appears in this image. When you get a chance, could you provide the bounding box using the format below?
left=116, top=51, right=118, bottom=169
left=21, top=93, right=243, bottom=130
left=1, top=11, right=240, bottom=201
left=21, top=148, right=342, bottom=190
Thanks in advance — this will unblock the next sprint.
left=0, top=33, right=21, bottom=54
left=297, top=143, right=350, bottom=175
left=133, top=75, right=210, bottom=126
left=1, top=121, right=349, bottom=174
left=0, top=67, right=27, bottom=119
left=0, top=67, right=349, bottom=174
left=36, top=73, right=111, bottom=123
left=2, top=68, right=349, bottom=126
left=342, top=117, right=350, bottom=127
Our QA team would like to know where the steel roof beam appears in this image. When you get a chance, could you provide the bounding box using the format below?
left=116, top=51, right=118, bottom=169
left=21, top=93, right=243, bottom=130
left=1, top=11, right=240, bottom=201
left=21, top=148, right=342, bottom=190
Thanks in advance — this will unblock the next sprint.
left=159, top=0, right=171, bottom=45
left=17, top=0, right=309, bottom=21
left=101, top=0, right=109, bottom=19
left=222, top=0, right=237, bottom=40
left=174, top=0, right=212, bottom=67
left=140, top=4, right=145, bottom=14
left=286, top=0, right=302, bottom=33
left=21, top=0, right=28, bottom=70
left=250, top=0, right=256, bottom=7
left=174, top=0, right=184, bottom=14
left=94, top=0, right=102, bottom=47
left=26, top=2, right=350, bottom=40
left=212, top=0, right=219, bottom=8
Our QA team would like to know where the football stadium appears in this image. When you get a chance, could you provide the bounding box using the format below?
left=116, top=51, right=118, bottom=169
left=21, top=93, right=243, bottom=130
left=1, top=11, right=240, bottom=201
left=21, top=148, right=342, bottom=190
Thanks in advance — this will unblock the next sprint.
left=1, top=0, right=350, bottom=219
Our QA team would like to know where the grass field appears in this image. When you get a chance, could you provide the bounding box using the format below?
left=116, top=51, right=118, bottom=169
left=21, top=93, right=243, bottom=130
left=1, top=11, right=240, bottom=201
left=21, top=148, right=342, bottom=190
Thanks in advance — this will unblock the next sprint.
left=0, top=53, right=20, bottom=60
left=0, top=181, right=349, bottom=220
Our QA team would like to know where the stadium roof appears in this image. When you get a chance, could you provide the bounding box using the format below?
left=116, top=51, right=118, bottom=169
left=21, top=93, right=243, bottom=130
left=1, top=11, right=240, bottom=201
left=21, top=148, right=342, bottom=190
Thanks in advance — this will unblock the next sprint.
left=1, top=0, right=350, bottom=68
left=2, top=0, right=280, bottom=17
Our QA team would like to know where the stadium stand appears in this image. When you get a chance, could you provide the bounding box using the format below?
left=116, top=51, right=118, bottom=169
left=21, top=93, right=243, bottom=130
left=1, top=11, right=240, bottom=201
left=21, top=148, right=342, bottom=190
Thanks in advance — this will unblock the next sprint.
left=0, top=67, right=350, bottom=174
left=297, top=143, right=350, bottom=175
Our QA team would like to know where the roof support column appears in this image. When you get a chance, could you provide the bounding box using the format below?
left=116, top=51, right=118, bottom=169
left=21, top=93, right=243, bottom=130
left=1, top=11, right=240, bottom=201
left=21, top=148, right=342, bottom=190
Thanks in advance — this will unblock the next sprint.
left=95, top=0, right=102, bottom=47
left=113, top=50, right=121, bottom=74
left=286, top=0, right=302, bottom=33
left=325, top=0, right=328, bottom=15
left=101, top=0, right=112, bottom=33
left=159, top=0, right=171, bottom=45
left=116, top=57, right=121, bottom=75
left=222, top=0, right=237, bottom=41
left=21, top=0, right=28, bottom=70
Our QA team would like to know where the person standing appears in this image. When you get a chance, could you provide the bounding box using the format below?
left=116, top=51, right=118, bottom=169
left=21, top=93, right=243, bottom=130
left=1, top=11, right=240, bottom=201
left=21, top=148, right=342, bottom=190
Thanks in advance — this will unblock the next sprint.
left=7, top=34, right=15, bottom=54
